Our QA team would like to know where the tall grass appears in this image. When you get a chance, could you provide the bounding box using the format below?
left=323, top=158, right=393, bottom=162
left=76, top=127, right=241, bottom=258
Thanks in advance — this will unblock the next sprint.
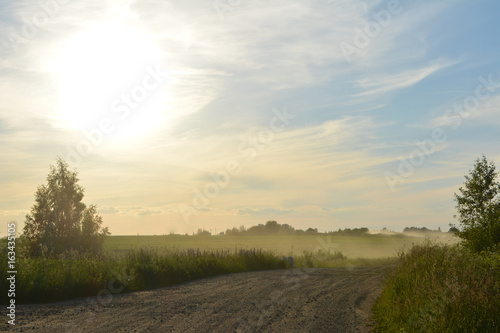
left=293, top=249, right=395, bottom=268
left=373, top=243, right=500, bottom=332
left=0, top=248, right=285, bottom=304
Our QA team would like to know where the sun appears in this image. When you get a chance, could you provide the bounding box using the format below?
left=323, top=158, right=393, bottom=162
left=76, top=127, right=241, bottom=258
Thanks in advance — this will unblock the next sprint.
left=47, top=21, right=170, bottom=142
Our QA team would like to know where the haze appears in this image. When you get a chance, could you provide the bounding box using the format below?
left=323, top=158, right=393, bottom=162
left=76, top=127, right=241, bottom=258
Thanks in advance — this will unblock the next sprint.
left=1, top=0, right=499, bottom=236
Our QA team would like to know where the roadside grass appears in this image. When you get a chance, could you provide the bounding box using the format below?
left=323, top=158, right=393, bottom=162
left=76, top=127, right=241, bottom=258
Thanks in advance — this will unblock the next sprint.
left=294, top=249, right=396, bottom=268
left=373, top=242, right=500, bottom=332
left=0, top=248, right=285, bottom=304
left=1, top=244, right=396, bottom=304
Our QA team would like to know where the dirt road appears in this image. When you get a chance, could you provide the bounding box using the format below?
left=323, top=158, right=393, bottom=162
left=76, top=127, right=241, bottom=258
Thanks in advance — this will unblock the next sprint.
left=11, top=266, right=388, bottom=332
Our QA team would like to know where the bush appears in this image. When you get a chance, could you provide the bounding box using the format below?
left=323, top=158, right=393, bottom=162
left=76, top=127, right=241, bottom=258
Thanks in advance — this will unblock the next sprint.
left=373, top=243, right=500, bottom=332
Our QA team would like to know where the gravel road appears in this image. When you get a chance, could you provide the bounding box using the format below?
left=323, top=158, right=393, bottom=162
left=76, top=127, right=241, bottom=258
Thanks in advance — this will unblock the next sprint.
left=10, top=266, right=388, bottom=333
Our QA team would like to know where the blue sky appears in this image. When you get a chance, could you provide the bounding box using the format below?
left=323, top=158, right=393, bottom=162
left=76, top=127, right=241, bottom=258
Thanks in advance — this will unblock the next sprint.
left=1, top=0, right=499, bottom=236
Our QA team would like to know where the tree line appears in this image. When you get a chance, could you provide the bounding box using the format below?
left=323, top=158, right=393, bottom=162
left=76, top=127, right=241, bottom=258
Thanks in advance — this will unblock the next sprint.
left=197, top=223, right=448, bottom=237
left=10, top=154, right=500, bottom=257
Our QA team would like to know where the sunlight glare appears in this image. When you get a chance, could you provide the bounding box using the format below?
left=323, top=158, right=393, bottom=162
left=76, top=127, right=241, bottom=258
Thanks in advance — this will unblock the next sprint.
left=47, top=21, right=169, bottom=143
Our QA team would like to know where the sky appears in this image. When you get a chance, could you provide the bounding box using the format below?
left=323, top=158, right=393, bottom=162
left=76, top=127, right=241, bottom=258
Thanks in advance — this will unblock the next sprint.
left=1, top=0, right=499, bottom=236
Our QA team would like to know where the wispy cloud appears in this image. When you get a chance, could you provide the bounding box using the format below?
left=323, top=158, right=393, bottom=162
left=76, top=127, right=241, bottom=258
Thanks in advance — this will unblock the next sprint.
left=1, top=0, right=499, bottom=235
left=354, top=61, right=455, bottom=97
left=238, top=208, right=295, bottom=216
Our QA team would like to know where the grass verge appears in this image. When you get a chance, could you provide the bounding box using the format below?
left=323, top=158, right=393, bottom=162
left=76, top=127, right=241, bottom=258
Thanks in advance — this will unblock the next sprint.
left=0, top=248, right=285, bottom=304
left=373, top=243, right=500, bottom=332
left=1, top=246, right=395, bottom=304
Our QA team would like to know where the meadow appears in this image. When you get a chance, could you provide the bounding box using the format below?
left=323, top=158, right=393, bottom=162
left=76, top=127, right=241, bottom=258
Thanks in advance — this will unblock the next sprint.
left=103, top=233, right=457, bottom=258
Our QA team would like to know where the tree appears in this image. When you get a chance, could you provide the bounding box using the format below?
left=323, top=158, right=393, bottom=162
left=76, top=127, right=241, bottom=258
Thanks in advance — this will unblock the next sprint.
left=305, top=227, right=318, bottom=235
left=81, top=204, right=109, bottom=252
left=23, top=158, right=109, bottom=256
left=265, top=220, right=280, bottom=233
left=196, top=228, right=211, bottom=236
left=452, top=155, right=500, bottom=252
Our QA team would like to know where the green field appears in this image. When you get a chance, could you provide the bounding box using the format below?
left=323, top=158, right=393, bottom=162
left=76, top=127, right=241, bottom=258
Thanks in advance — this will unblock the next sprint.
left=104, top=233, right=458, bottom=259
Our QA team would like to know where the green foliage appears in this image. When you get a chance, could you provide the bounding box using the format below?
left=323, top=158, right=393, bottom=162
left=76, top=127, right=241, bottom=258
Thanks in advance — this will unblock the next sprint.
left=293, top=249, right=395, bottom=268
left=226, top=220, right=297, bottom=236
left=373, top=243, right=500, bottom=332
left=223, top=221, right=372, bottom=236
left=0, top=247, right=285, bottom=304
left=403, top=227, right=434, bottom=233
left=295, top=249, right=347, bottom=268
left=23, top=158, right=109, bottom=256
left=453, top=155, right=500, bottom=252
left=195, top=228, right=211, bottom=236
left=123, top=248, right=284, bottom=291
left=327, top=227, right=370, bottom=236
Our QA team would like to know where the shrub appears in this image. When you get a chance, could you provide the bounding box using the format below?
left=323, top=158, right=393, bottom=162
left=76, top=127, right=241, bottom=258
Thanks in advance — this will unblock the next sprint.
left=373, top=243, right=500, bottom=332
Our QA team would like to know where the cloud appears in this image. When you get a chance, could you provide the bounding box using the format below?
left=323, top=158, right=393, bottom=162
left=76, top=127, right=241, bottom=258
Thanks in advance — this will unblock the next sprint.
left=137, top=209, right=162, bottom=216
left=1, top=0, right=498, bottom=236
left=95, top=206, right=168, bottom=217
left=238, top=208, right=295, bottom=216
left=0, top=0, right=453, bottom=137
left=428, top=92, right=500, bottom=129
left=98, top=206, right=119, bottom=215
left=354, top=60, right=455, bottom=97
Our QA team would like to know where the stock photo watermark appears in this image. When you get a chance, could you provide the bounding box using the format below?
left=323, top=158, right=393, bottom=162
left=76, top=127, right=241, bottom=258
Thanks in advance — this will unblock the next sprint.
left=60, top=268, right=136, bottom=332
left=213, top=0, right=255, bottom=21
left=65, top=65, right=168, bottom=164
left=384, top=74, right=499, bottom=191
left=340, top=0, right=407, bottom=63
left=91, top=268, right=134, bottom=307
left=236, top=236, right=338, bottom=332
left=5, top=0, right=67, bottom=53
left=178, top=106, right=296, bottom=224
left=6, top=222, right=17, bottom=326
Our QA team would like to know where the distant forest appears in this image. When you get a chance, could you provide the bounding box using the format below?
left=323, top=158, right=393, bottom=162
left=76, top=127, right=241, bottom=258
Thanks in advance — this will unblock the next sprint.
left=193, top=221, right=450, bottom=236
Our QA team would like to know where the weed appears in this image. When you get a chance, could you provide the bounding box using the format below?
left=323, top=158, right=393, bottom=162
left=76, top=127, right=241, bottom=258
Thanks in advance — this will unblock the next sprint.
left=373, top=243, right=500, bottom=332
